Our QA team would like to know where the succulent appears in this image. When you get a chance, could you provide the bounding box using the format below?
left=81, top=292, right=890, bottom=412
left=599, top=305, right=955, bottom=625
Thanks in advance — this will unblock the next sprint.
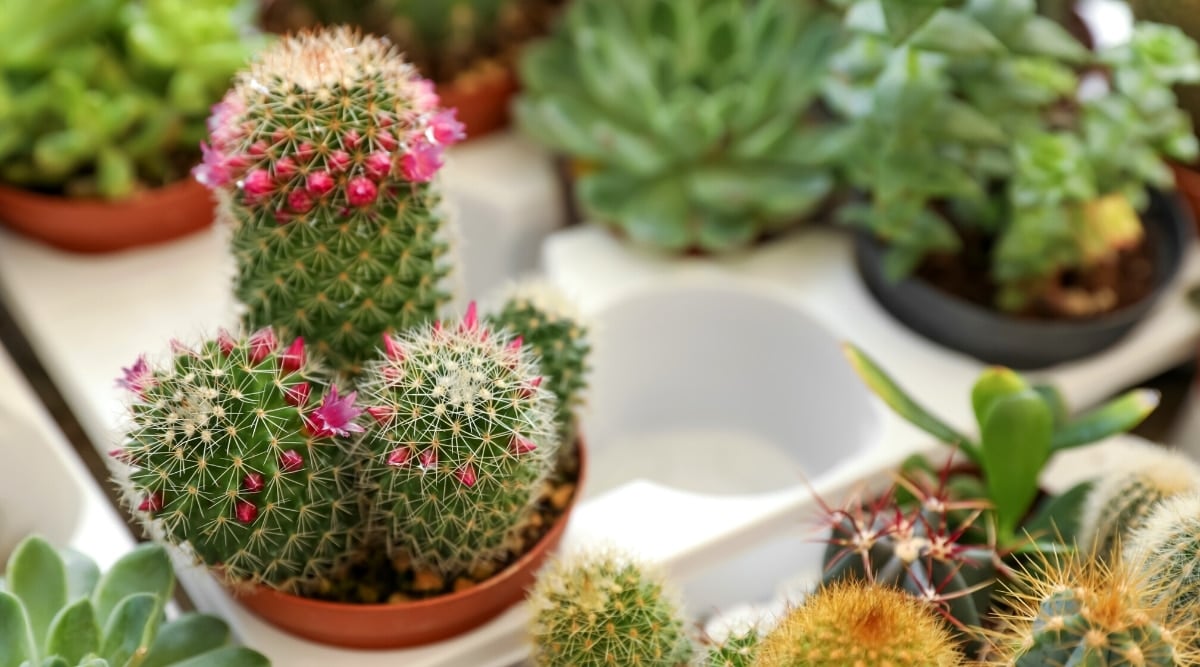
left=830, top=0, right=1200, bottom=313
left=752, top=581, right=963, bottom=667
left=0, top=0, right=266, bottom=199
left=110, top=328, right=364, bottom=593
left=516, top=0, right=843, bottom=253
left=527, top=549, right=694, bottom=667
left=994, top=554, right=1194, bottom=666
left=706, top=629, right=761, bottom=667
left=196, top=27, right=465, bottom=376
left=1125, top=492, right=1200, bottom=638
left=359, top=303, right=558, bottom=578
left=1079, top=444, right=1200, bottom=562
left=486, top=280, right=590, bottom=447
left=0, top=535, right=268, bottom=667
left=1129, top=0, right=1200, bottom=142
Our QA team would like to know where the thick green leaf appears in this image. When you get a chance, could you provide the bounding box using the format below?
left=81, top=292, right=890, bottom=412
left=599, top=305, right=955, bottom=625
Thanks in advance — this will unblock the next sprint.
left=141, top=615, right=230, bottom=667
left=971, top=367, right=1029, bottom=428
left=41, top=657, right=69, bottom=667
left=99, top=594, right=158, bottom=667
left=981, top=391, right=1054, bottom=544
left=1022, top=481, right=1094, bottom=547
left=60, top=549, right=100, bottom=602
left=1050, top=389, right=1160, bottom=452
left=169, top=647, right=269, bottom=667
left=909, top=9, right=1006, bottom=56
left=8, top=537, right=67, bottom=651
left=0, top=592, right=34, bottom=667
left=842, top=344, right=979, bottom=461
left=1033, top=384, right=1069, bottom=428
left=45, top=599, right=99, bottom=665
left=880, top=0, right=945, bottom=42
left=92, top=544, right=172, bottom=629
left=1009, top=15, right=1091, bottom=63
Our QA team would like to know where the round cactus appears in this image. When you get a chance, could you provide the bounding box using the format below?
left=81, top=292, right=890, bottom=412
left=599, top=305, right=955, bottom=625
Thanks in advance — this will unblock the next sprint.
left=110, top=328, right=364, bottom=592
left=1125, top=492, right=1200, bottom=639
left=196, top=27, right=466, bottom=376
left=1079, top=445, right=1200, bottom=561
left=528, top=549, right=694, bottom=667
left=359, top=302, right=558, bottom=577
left=707, top=629, right=761, bottom=667
left=753, top=581, right=963, bottom=667
left=486, top=280, right=590, bottom=445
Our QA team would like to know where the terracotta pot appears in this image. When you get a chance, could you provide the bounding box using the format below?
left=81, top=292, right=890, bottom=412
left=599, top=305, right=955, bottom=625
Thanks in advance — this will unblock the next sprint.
left=230, top=439, right=586, bottom=649
left=0, top=178, right=214, bottom=254
left=1172, top=162, right=1200, bottom=233
left=437, top=65, right=519, bottom=142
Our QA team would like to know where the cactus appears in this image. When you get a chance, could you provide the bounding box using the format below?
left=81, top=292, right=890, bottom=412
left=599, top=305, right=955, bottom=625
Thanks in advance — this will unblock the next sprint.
left=0, top=535, right=268, bottom=666
left=707, top=629, right=761, bottom=667
left=994, top=554, right=1194, bottom=666
left=1079, top=445, right=1200, bottom=562
left=753, top=581, right=963, bottom=667
left=516, top=0, right=842, bottom=253
left=0, top=0, right=265, bottom=199
left=1125, top=492, right=1200, bottom=638
left=486, top=280, right=590, bottom=446
left=359, top=303, right=558, bottom=578
left=196, top=27, right=465, bottom=376
left=110, top=328, right=364, bottom=593
left=527, top=549, right=694, bottom=667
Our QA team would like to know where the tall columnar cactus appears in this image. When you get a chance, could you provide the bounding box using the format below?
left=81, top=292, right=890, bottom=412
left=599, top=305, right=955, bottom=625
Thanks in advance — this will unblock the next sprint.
left=196, top=27, right=466, bottom=375
left=527, top=549, right=694, bottom=667
left=1079, top=445, right=1200, bottom=561
left=707, top=630, right=761, bottom=667
left=1126, top=492, right=1200, bottom=636
left=753, top=582, right=963, bottom=667
left=110, top=328, right=364, bottom=593
left=359, top=303, right=558, bottom=577
left=487, top=280, right=590, bottom=446
left=994, top=555, right=1194, bottom=666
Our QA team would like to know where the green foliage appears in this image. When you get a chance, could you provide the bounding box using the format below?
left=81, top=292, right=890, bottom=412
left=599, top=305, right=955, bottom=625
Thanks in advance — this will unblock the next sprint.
left=1129, top=0, right=1200, bottom=142
left=528, top=549, right=693, bottom=667
left=516, top=0, right=844, bottom=253
left=0, top=536, right=268, bottom=667
left=0, top=0, right=266, bottom=198
left=830, top=0, right=1200, bottom=311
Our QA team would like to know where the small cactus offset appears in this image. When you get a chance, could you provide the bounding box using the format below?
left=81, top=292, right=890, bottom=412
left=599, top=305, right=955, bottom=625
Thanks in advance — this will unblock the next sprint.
left=196, top=27, right=466, bottom=376
left=753, top=581, right=964, bottom=667
left=1079, top=445, right=1200, bottom=561
left=487, top=280, right=590, bottom=446
left=360, top=303, right=558, bottom=577
left=527, top=549, right=694, bottom=667
left=1125, top=492, right=1200, bottom=638
left=110, top=328, right=364, bottom=593
left=707, top=629, right=761, bottom=667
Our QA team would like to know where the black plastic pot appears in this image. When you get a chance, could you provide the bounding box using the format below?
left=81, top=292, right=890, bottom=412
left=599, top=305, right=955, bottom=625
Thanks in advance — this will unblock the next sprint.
left=855, top=191, right=1194, bottom=369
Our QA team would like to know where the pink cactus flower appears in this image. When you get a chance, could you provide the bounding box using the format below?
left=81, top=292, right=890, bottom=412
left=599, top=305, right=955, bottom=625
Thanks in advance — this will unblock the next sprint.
left=455, top=464, right=478, bottom=487
left=386, top=447, right=411, bottom=467
left=430, top=110, right=466, bottom=146
left=274, top=156, right=298, bottom=180
left=521, top=376, right=544, bottom=398
left=139, top=491, right=164, bottom=513
left=376, top=130, right=398, bottom=151
left=413, top=79, right=440, bottom=112
left=366, top=406, right=393, bottom=425
left=329, top=149, right=352, bottom=173
left=216, top=328, right=237, bottom=356
left=344, top=129, right=362, bottom=150
left=284, top=382, right=311, bottom=407
left=346, top=177, right=379, bottom=207
left=306, top=386, right=364, bottom=438
left=117, top=355, right=155, bottom=396
left=383, top=334, right=405, bottom=361
left=419, top=449, right=438, bottom=470
left=459, top=302, right=480, bottom=333
left=248, top=327, right=278, bottom=365
left=280, top=337, right=306, bottom=373
left=248, top=141, right=269, bottom=157
left=243, top=473, right=265, bottom=493
left=241, top=168, right=274, bottom=200
left=506, top=336, right=524, bottom=353
left=194, top=143, right=233, bottom=188
left=306, top=170, right=335, bottom=197
left=279, top=450, right=304, bottom=473
left=287, top=188, right=314, bottom=214
left=207, top=92, right=246, bottom=148
left=365, top=151, right=392, bottom=180
left=296, top=141, right=316, bottom=162
left=510, top=436, right=537, bottom=455
left=235, top=500, right=258, bottom=524
left=401, top=140, right=443, bottom=183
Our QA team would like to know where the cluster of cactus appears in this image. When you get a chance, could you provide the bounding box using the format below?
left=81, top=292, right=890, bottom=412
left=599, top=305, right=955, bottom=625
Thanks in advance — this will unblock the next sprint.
left=1125, top=492, right=1200, bottom=639
left=516, top=0, right=843, bottom=254
left=0, top=535, right=268, bottom=666
left=0, top=0, right=266, bottom=198
left=705, top=629, right=760, bottom=667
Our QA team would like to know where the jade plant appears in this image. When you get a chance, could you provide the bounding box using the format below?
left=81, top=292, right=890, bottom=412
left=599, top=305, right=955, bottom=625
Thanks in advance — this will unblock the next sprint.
left=829, top=0, right=1200, bottom=315
left=0, top=535, right=269, bottom=666
left=195, top=27, right=465, bottom=376
left=516, top=0, right=844, bottom=253
left=0, top=0, right=265, bottom=199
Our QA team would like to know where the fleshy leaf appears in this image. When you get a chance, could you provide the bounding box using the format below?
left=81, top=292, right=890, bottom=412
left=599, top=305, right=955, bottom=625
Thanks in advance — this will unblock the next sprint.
left=45, top=599, right=99, bottom=665
left=8, top=536, right=67, bottom=650
left=0, top=592, right=34, bottom=667
left=92, top=544, right=173, bottom=628
left=1050, top=389, right=1160, bottom=452
left=169, top=647, right=270, bottom=667
left=981, top=390, right=1053, bottom=543
left=142, top=614, right=231, bottom=667
left=99, top=593, right=159, bottom=667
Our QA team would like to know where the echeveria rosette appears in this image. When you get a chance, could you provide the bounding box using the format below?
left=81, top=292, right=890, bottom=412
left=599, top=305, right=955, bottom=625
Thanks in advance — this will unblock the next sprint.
left=196, top=27, right=466, bottom=376
left=110, top=328, right=365, bottom=593
left=516, top=0, right=843, bottom=254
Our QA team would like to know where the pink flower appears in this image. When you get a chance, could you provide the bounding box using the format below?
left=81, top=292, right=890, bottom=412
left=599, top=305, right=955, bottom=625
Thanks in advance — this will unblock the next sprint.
left=248, top=327, right=278, bottom=365
left=117, top=355, right=155, bottom=396
left=207, top=91, right=245, bottom=148
left=386, top=447, right=411, bottom=467
left=510, top=436, right=537, bottom=455
left=383, top=334, right=405, bottom=361
left=366, top=406, right=392, bottom=425
left=306, top=386, right=364, bottom=438
left=216, top=328, right=237, bottom=356
left=306, top=170, right=335, bottom=197
left=287, top=188, right=314, bottom=213
left=365, top=151, right=392, bottom=180
left=376, top=130, right=398, bottom=151
left=459, top=301, right=479, bottom=332
left=279, top=337, right=306, bottom=373
left=346, top=177, right=379, bottom=207
left=241, top=169, right=274, bottom=199
left=413, top=79, right=440, bottom=112
left=194, top=143, right=233, bottom=188
left=401, top=140, right=443, bottom=183
left=235, top=500, right=258, bottom=524
left=430, top=110, right=466, bottom=146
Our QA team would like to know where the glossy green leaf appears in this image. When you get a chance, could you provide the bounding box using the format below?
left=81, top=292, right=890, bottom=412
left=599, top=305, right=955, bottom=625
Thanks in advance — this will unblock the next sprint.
left=41, top=657, right=70, bottom=667
left=92, top=544, right=172, bottom=629
left=909, top=9, right=1006, bottom=56
left=981, top=390, right=1054, bottom=543
left=880, top=0, right=944, bottom=42
left=169, top=647, right=270, bottom=667
left=1050, top=389, right=1160, bottom=452
left=8, top=537, right=67, bottom=651
left=1022, top=480, right=1094, bottom=547
left=99, top=594, right=158, bottom=667
left=0, top=592, right=34, bottom=667
left=142, top=615, right=230, bottom=667
left=45, top=599, right=99, bottom=665
left=60, top=549, right=100, bottom=601
left=971, top=367, right=1029, bottom=427
left=1032, top=384, right=1069, bottom=427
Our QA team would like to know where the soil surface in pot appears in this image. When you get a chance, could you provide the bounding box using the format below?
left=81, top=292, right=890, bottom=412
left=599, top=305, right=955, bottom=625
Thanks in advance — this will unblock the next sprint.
left=305, top=447, right=580, bottom=605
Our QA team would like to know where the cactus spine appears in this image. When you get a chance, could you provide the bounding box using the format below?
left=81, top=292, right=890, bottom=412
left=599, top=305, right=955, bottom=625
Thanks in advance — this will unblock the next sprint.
left=528, top=549, right=694, bottom=667
left=752, top=581, right=963, bottom=667
left=1079, top=445, right=1200, bottom=561
left=111, top=328, right=364, bottom=592
left=1125, top=492, right=1200, bottom=640
left=360, top=303, right=558, bottom=577
left=707, top=630, right=761, bottom=667
left=196, top=27, right=466, bottom=376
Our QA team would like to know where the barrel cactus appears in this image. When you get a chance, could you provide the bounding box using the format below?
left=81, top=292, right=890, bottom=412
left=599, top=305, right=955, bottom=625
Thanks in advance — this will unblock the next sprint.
left=707, top=629, right=761, bottom=667
left=528, top=549, right=694, bottom=667
left=110, top=328, right=364, bottom=593
left=1125, top=492, right=1200, bottom=638
left=0, top=535, right=268, bottom=667
left=359, top=302, right=558, bottom=577
left=196, top=27, right=465, bottom=376
left=753, top=581, right=963, bottom=667
left=1079, top=445, right=1200, bottom=562
left=516, top=0, right=842, bottom=253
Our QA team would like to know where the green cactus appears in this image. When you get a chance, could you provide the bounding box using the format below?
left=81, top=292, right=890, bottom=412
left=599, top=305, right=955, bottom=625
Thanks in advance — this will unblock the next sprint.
left=1126, top=492, right=1200, bottom=640
left=753, top=581, right=963, bottom=667
left=359, top=303, right=558, bottom=578
left=110, top=328, right=364, bottom=593
left=486, top=280, right=590, bottom=447
left=707, top=629, right=760, bottom=667
left=516, top=0, right=842, bottom=254
left=0, top=0, right=265, bottom=199
left=527, top=549, right=694, bottom=667
left=197, top=27, right=466, bottom=376
left=0, top=535, right=268, bottom=666
left=1079, top=444, right=1200, bottom=562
